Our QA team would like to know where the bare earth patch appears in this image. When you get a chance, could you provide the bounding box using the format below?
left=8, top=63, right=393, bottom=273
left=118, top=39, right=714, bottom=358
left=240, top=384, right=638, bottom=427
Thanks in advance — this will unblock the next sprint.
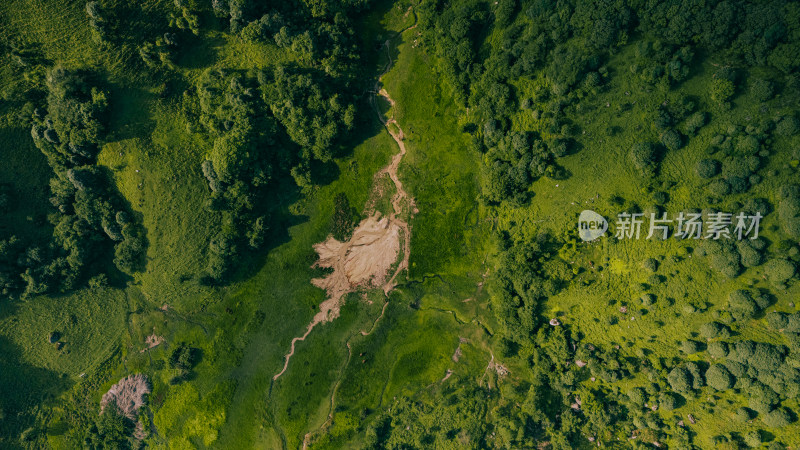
left=101, top=373, right=151, bottom=419
left=274, top=32, right=418, bottom=381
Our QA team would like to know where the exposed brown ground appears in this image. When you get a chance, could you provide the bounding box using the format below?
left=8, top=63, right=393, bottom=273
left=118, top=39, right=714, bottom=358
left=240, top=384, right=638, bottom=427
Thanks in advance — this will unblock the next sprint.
left=273, top=37, right=416, bottom=382
left=100, top=373, right=151, bottom=419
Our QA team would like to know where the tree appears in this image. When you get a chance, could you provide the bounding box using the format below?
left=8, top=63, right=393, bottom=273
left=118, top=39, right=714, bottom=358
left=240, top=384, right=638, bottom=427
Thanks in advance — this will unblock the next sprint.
left=331, top=193, right=358, bottom=241
left=766, top=312, right=789, bottom=330
left=660, top=129, right=682, bottom=151
left=750, top=78, right=774, bottom=102
left=667, top=366, right=693, bottom=393
left=764, top=259, right=796, bottom=290
left=762, top=407, right=791, bottom=428
left=695, top=159, right=720, bottom=178
left=706, top=364, right=735, bottom=391
left=748, top=383, right=779, bottom=414
left=658, top=392, right=678, bottom=410
left=700, top=322, right=730, bottom=339
left=775, top=116, right=799, bottom=136
left=708, top=341, right=729, bottom=358
left=681, top=340, right=703, bottom=354
left=85, top=407, right=133, bottom=449
left=777, top=184, right=800, bottom=239
left=627, top=387, right=645, bottom=406
left=729, top=289, right=759, bottom=320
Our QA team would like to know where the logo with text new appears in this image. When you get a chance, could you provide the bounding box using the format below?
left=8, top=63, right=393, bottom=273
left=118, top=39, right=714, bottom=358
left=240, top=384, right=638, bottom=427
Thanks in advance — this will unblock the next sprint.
left=579, top=210, right=608, bottom=242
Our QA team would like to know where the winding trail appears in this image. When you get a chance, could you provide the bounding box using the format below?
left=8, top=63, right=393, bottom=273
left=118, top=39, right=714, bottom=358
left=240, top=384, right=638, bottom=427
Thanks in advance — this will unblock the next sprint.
left=272, top=17, right=418, bottom=383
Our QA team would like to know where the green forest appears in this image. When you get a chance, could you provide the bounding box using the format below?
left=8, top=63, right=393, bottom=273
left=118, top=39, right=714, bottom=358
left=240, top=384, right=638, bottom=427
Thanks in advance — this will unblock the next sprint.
left=0, top=0, right=799, bottom=448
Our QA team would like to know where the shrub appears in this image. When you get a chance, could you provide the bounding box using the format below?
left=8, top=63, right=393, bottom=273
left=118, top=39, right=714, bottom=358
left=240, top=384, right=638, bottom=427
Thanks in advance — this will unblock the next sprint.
left=744, top=430, right=762, bottom=447
left=642, top=258, right=659, bottom=272
left=711, top=77, right=735, bottom=104
left=748, top=383, right=779, bottom=414
left=630, top=142, right=658, bottom=175
left=735, top=135, right=760, bottom=155
left=685, top=111, right=707, bottom=136
left=686, top=362, right=705, bottom=389
left=737, top=241, right=763, bottom=268
left=735, top=407, right=754, bottom=422
left=640, top=293, right=656, bottom=306
left=660, top=129, right=683, bottom=151
left=627, top=387, right=646, bottom=405
left=681, top=340, right=703, bottom=354
left=708, top=179, right=730, bottom=196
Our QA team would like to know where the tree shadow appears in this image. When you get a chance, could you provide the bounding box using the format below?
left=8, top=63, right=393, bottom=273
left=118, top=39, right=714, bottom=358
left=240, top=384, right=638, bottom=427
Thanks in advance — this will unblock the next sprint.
left=219, top=0, right=410, bottom=285
left=0, top=335, right=72, bottom=447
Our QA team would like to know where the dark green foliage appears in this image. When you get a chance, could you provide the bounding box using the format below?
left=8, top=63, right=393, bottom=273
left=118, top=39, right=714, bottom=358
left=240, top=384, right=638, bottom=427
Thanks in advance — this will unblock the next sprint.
left=767, top=312, right=790, bottom=330
left=84, top=407, right=133, bottom=449
left=727, top=340, right=786, bottom=372
left=265, top=67, right=356, bottom=162
left=493, top=0, right=517, bottom=28
left=698, top=240, right=742, bottom=278
left=330, top=193, right=359, bottom=241
left=777, top=184, right=800, bottom=239
left=642, top=258, right=658, bottom=272
left=660, top=129, right=682, bottom=151
left=707, top=178, right=731, bottom=196
left=22, top=68, right=148, bottom=294
left=695, top=159, right=720, bottom=179
left=774, top=116, right=799, bottom=136
left=737, top=240, right=764, bottom=268
left=168, top=343, right=199, bottom=383
left=750, top=78, right=774, bottom=102
left=629, top=142, right=658, bottom=176
left=684, top=111, right=706, bottom=136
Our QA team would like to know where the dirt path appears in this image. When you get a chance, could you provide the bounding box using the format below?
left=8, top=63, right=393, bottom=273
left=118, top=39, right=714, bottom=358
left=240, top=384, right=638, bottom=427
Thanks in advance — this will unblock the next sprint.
left=272, top=21, right=417, bottom=383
